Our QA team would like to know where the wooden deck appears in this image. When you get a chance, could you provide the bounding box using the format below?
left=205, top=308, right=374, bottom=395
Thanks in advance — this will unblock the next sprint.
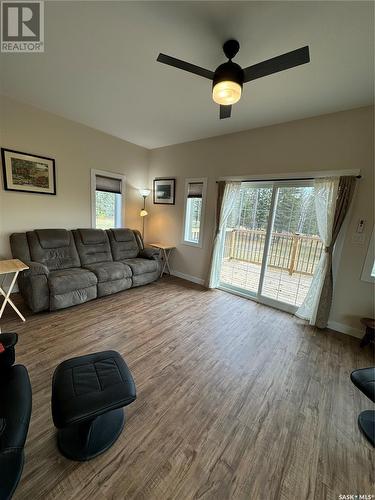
left=220, top=258, right=313, bottom=306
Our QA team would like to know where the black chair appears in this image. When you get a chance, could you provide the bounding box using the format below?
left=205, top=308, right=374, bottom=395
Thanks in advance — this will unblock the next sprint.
left=51, top=350, right=136, bottom=461
left=0, top=333, right=32, bottom=500
left=351, top=367, right=375, bottom=446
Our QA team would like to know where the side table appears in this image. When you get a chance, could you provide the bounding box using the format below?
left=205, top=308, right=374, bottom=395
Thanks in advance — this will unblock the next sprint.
left=148, top=243, right=175, bottom=277
left=0, top=259, right=29, bottom=331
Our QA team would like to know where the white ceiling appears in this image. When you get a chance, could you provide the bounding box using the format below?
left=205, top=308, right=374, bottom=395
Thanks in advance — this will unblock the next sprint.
left=0, top=1, right=373, bottom=149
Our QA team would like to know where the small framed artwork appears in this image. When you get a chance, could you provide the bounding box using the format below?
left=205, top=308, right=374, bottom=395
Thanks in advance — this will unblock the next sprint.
left=153, top=178, right=175, bottom=205
left=1, top=148, right=56, bottom=195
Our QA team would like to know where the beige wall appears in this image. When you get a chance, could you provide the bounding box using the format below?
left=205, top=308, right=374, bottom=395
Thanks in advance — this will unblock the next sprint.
left=1, top=96, right=373, bottom=336
left=148, top=106, right=374, bottom=336
left=0, top=96, right=149, bottom=258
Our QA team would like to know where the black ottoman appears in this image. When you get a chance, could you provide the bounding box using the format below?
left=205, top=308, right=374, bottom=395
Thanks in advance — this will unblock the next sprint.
left=351, top=367, right=375, bottom=446
left=51, top=350, right=136, bottom=461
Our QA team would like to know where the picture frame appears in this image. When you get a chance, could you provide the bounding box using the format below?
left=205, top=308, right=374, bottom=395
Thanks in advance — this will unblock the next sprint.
left=153, top=178, right=175, bottom=205
left=1, top=148, right=56, bottom=195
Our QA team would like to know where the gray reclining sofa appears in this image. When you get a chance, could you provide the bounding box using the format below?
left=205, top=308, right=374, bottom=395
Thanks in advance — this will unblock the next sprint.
left=10, top=228, right=161, bottom=312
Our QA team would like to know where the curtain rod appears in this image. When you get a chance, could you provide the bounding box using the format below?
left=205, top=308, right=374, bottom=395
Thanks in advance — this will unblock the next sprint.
left=216, top=175, right=361, bottom=183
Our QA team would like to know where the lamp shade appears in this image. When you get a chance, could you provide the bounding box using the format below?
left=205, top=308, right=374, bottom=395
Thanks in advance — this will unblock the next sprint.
left=212, top=61, right=244, bottom=106
left=140, top=209, right=148, bottom=217
left=139, top=189, right=151, bottom=197
left=212, top=81, right=242, bottom=105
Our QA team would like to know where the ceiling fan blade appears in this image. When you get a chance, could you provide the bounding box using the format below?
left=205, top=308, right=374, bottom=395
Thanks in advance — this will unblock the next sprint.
left=243, top=46, right=310, bottom=83
left=157, top=53, right=214, bottom=80
left=220, top=105, right=232, bottom=119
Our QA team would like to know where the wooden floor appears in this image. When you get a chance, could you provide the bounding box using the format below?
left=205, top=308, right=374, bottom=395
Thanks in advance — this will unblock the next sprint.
left=1, top=277, right=374, bottom=500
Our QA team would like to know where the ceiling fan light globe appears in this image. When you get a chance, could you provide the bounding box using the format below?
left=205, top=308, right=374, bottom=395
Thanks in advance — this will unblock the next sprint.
left=212, top=81, right=242, bottom=105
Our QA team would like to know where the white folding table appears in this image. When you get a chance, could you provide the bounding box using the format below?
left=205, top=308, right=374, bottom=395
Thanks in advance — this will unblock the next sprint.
left=0, top=259, right=29, bottom=331
left=148, top=243, right=175, bottom=277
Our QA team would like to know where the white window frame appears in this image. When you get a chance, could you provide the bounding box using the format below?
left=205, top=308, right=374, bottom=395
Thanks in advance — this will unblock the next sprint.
left=91, top=169, right=126, bottom=229
left=361, top=227, right=375, bottom=283
left=182, top=177, right=207, bottom=248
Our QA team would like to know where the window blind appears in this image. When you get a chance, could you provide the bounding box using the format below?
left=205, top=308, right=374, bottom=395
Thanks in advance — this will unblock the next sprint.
left=187, top=182, right=203, bottom=198
left=96, top=175, right=122, bottom=194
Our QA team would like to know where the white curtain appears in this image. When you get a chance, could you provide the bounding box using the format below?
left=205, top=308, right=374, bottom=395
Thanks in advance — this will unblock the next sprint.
left=208, top=182, right=241, bottom=288
left=296, top=177, right=339, bottom=324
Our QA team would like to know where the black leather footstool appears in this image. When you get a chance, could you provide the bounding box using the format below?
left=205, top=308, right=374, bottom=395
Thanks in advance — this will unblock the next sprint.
left=351, top=367, right=375, bottom=446
left=51, top=350, right=136, bottom=461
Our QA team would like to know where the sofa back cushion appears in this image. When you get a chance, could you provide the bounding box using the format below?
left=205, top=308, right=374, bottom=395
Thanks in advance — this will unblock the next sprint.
left=26, top=229, right=80, bottom=271
left=107, top=229, right=139, bottom=260
left=10, top=233, right=31, bottom=263
left=73, top=229, right=112, bottom=265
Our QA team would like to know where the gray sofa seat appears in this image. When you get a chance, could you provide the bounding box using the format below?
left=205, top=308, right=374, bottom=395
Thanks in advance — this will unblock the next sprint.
left=122, top=258, right=158, bottom=275
left=27, top=229, right=80, bottom=271
left=107, top=228, right=139, bottom=260
left=10, top=230, right=97, bottom=312
left=10, top=227, right=161, bottom=312
left=73, top=229, right=113, bottom=265
left=107, top=228, right=161, bottom=287
left=48, top=268, right=97, bottom=296
left=84, top=261, right=132, bottom=283
left=73, top=229, right=133, bottom=298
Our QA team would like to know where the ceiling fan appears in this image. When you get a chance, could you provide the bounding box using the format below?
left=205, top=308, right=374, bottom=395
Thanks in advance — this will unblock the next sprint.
left=157, top=40, right=310, bottom=119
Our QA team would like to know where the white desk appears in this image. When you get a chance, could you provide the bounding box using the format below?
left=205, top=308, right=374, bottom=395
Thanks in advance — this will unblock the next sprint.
left=0, top=259, right=29, bottom=330
left=148, top=243, right=175, bottom=277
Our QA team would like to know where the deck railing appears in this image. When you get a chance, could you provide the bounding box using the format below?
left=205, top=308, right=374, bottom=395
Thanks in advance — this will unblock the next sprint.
left=223, top=228, right=323, bottom=276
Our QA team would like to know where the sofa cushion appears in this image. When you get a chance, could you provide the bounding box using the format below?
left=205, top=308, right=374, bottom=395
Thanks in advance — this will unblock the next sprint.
left=36, top=229, right=70, bottom=249
left=73, top=229, right=113, bottom=265
left=10, top=233, right=31, bottom=263
left=79, top=229, right=107, bottom=245
left=107, top=229, right=139, bottom=260
left=84, top=262, right=132, bottom=283
left=27, top=230, right=80, bottom=271
left=122, top=258, right=159, bottom=276
left=48, top=268, right=97, bottom=295
left=97, top=278, right=132, bottom=298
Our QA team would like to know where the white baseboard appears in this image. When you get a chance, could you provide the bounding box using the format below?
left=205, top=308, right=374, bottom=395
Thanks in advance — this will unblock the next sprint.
left=327, top=320, right=363, bottom=339
left=170, top=269, right=205, bottom=286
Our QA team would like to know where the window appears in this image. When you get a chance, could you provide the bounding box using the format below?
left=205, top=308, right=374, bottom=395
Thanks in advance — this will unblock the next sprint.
left=91, top=170, right=125, bottom=229
left=183, top=178, right=207, bottom=247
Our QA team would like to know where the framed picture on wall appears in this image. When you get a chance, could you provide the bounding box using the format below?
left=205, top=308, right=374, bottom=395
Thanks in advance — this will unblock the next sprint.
left=1, top=148, right=56, bottom=195
left=153, top=178, right=175, bottom=205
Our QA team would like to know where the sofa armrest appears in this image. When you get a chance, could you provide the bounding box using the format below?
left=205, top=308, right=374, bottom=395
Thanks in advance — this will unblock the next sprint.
left=139, top=247, right=160, bottom=260
left=22, top=261, right=49, bottom=278
left=17, top=263, right=50, bottom=312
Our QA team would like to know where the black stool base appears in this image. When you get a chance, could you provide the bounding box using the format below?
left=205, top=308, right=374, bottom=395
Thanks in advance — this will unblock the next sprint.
left=57, top=408, right=125, bottom=461
left=358, top=410, right=375, bottom=447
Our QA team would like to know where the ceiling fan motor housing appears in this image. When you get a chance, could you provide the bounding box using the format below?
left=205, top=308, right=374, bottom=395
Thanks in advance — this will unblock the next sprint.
left=212, top=61, right=244, bottom=90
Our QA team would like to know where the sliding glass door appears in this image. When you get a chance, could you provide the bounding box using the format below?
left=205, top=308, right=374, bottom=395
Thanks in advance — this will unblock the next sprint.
left=219, top=181, right=322, bottom=313
left=220, top=184, right=273, bottom=296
